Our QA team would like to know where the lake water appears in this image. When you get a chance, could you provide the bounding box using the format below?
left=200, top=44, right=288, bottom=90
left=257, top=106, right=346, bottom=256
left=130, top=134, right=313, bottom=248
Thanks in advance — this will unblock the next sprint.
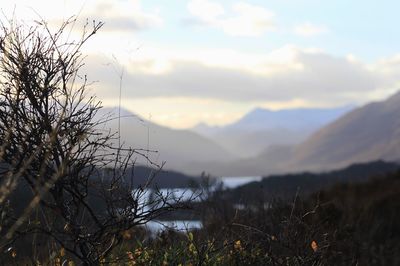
left=217, top=176, right=262, bottom=189
left=145, top=220, right=203, bottom=236
left=140, top=176, right=262, bottom=235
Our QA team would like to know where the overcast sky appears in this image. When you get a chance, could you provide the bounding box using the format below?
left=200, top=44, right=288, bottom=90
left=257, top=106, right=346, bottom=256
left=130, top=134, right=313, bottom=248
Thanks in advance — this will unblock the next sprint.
left=3, top=0, right=400, bottom=128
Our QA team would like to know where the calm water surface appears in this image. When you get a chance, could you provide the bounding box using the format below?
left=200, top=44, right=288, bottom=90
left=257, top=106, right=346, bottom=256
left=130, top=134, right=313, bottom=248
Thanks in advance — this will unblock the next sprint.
left=140, top=176, right=261, bottom=234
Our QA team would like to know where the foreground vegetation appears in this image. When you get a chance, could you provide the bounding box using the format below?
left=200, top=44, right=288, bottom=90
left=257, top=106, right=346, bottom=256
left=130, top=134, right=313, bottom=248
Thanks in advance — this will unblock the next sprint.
left=113, top=168, right=400, bottom=266
left=4, top=164, right=399, bottom=265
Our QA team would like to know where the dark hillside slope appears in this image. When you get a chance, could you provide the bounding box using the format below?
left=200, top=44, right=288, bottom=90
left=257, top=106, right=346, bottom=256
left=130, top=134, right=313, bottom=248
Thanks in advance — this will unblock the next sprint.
left=128, top=166, right=199, bottom=188
left=229, top=160, right=399, bottom=202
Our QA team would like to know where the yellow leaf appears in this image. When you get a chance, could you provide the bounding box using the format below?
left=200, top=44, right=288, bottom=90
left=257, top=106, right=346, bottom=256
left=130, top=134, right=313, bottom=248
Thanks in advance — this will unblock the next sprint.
left=188, top=243, right=197, bottom=255
left=122, top=230, right=132, bottom=239
left=187, top=232, right=194, bottom=242
left=311, top=240, right=318, bottom=252
left=234, top=240, right=242, bottom=250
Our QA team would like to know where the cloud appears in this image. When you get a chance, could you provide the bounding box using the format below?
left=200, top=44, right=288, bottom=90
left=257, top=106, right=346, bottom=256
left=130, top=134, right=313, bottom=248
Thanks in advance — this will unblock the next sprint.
left=2, top=0, right=163, bottom=32
left=187, top=0, right=275, bottom=37
left=85, top=47, right=390, bottom=107
left=294, top=23, right=328, bottom=37
left=187, top=0, right=225, bottom=22
left=90, top=0, right=163, bottom=32
left=367, top=54, right=400, bottom=97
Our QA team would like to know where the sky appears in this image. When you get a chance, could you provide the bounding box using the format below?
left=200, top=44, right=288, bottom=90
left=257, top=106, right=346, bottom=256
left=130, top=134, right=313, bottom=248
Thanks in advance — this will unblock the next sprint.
left=2, top=0, right=400, bottom=128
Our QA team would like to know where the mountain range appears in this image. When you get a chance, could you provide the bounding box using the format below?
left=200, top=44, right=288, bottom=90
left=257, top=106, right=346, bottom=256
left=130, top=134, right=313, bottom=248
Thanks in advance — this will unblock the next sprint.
left=226, top=91, right=400, bottom=176
left=193, top=106, right=352, bottom=157
left=96, top=91, right=400, bottom=177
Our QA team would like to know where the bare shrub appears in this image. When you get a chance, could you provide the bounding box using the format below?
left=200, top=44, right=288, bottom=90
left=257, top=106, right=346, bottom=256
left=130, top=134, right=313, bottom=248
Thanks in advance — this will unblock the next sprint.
left=0, top=17, right=185, bottom=265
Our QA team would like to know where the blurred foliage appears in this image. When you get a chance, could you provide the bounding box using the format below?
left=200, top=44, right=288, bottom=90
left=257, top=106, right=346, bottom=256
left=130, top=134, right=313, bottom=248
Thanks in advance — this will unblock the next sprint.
left=106, top=166, right=400, bottom=265
left=2, top=163, right=400, bottom=265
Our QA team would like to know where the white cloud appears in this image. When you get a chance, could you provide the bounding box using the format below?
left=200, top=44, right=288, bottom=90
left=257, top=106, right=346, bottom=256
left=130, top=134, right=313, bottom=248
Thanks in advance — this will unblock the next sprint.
left=1, top=0, right=163, bottom=32
left=90, top=0, right=163, bottom=32
left=1, top=0, right=163, bottom=64
left=85, top=47, right=393, bottom=108
left=294, top=23, right=328, bottom=37
left=187, top=0, right=275, bottom=37
left=90, top=44, right=311, bottom=78
left=187, top=0, right=225, bottom=22
left=365, top=54, right=400, bottom=98
left=74, top=47, right=400, bottom=127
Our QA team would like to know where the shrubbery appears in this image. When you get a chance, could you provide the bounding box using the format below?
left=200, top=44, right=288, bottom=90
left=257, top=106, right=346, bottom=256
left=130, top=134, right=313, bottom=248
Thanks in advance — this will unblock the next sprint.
left=82, top=170, right=400, bottom=266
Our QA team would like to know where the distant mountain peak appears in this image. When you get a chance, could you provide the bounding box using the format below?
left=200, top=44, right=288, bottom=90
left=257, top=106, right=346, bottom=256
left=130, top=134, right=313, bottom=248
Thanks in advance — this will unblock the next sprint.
left=226, top=105, right=353, bottom=132
left=190, top=105, right=354, bottom=160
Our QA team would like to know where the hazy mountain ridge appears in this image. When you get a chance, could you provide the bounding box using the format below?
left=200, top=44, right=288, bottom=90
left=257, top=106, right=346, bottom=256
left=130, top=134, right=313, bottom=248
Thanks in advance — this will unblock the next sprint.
left=95, top=105, right=357, bottom=176
left=95, top=95, right=400, bottom=177
left=224, top=107, right=353, bottom=131
left=193, top=106, right=352, bottom=157
left=196, top=93, right=400, bottom=176
left=97, top=107, right=236, bottom=174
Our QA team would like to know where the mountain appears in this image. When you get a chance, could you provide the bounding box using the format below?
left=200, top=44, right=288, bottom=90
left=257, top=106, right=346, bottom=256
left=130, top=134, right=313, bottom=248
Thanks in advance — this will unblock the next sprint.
left=291, top=91, right=400, bottom=171
left=193, top=106, right=352, bottom=157
left=224, top=107, right=353, bottom=132
left=96, top=107, right=236, bottom=175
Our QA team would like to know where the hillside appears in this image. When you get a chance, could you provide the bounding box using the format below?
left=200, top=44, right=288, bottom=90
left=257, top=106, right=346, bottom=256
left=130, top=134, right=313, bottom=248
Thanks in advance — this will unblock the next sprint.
left=291, top=91, right=400, bottom=171
left=228, top=160, right=400, bottom=202
left=97, top=107, right=236, bottom=175
left=128, top=165, right=199, bottom=188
